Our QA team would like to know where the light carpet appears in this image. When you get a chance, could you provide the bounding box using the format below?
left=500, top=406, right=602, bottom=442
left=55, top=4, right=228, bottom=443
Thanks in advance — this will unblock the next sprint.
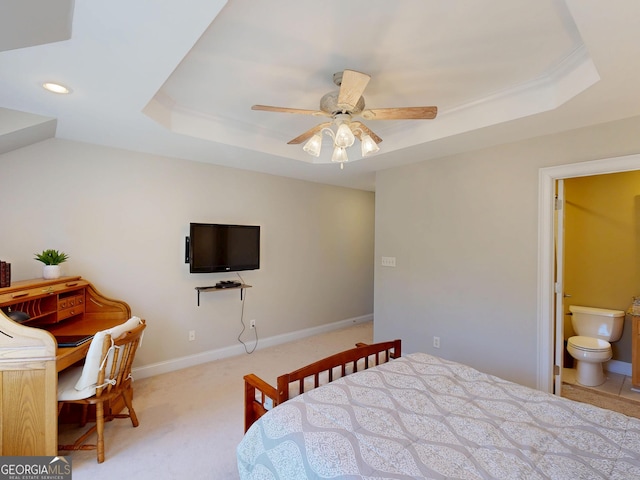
left=59, top=321, right=373, bottom=479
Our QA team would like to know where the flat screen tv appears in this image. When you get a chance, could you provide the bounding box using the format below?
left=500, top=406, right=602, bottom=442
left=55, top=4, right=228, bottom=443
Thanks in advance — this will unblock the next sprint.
left=187, top=223, right=260, bottom=273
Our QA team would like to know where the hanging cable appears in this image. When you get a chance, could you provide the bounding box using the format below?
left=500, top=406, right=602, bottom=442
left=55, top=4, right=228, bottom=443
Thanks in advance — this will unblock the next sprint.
left=236, top=272, right=257, bottom=354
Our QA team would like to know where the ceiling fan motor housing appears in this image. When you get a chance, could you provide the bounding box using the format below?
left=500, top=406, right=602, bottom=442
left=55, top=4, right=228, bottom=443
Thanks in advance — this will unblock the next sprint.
left=320, top=91, right=365, bottom=115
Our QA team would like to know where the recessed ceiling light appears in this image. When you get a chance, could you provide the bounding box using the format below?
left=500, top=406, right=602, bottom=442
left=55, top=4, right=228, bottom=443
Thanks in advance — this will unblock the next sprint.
left=42, top=82, right=71, bottom=94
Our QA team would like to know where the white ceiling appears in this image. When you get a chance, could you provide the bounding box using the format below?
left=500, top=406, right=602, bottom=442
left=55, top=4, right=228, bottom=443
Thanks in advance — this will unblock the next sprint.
left=1, top=0, right=640, bottom=191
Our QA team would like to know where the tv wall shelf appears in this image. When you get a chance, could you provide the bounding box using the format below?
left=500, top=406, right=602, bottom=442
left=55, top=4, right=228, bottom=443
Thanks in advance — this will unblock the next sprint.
left=195, top=284, right=251, bottom=306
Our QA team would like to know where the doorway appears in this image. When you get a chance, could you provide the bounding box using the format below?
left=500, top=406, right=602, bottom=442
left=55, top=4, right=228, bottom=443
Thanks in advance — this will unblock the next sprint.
left=537, top=153, right=640, bottom=394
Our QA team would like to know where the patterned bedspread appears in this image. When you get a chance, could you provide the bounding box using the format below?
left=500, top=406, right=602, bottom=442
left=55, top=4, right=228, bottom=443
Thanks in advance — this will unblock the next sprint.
left=237, top=353, right=640, bottom=479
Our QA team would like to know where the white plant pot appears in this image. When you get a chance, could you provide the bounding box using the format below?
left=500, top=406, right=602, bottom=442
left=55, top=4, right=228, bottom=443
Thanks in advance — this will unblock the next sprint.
left=43, top=265, right=61, bottom=279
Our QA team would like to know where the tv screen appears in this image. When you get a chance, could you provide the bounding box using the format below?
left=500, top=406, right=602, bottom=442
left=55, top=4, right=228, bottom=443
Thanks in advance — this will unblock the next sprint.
left=188, top=223, right=260, bottom=273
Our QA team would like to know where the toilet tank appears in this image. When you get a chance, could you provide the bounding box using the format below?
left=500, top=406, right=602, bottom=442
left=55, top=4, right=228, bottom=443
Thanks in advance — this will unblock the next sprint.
left=569, top=305, right=625, bottom=341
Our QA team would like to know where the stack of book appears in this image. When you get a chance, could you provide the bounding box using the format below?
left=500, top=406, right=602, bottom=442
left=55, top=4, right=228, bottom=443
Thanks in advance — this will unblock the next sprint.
left=0, top=261, right=11, bottom=288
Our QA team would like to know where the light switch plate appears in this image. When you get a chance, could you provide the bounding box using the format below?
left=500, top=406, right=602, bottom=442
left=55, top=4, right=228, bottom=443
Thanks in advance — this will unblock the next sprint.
left=381, top=256, right=396, bottom=267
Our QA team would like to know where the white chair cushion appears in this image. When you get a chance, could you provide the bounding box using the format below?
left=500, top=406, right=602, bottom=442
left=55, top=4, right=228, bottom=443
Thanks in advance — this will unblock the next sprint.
left=58, top=366, right=95, bottom=401
left=67, top=316, right=142, bottom=396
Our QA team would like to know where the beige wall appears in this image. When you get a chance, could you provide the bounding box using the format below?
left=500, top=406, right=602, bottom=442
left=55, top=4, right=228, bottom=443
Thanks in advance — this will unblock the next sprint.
left=563, top=171, right=640, bottom=362
left=0, top=138, right=375, bottom=371
left=374, top=114, right=640, bottom=388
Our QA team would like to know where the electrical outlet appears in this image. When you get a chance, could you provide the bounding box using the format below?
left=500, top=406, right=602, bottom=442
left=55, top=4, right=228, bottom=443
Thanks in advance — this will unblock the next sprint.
left=433, top=336, right=440, bottom=349
left=189, top=330, right=196, bottom=341
left=250, top=319, right=256, bottom=329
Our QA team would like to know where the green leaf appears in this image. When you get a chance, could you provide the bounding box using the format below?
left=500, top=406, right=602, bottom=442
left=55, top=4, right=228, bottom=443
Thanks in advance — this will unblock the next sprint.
left=34, top=249, right=70, bottom=265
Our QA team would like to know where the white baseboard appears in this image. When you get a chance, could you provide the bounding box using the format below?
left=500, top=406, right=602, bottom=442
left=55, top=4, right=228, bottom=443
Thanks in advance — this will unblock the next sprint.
left=605, top=359, right=632, bottom=377
left=132, top=314, right=373, bottom=380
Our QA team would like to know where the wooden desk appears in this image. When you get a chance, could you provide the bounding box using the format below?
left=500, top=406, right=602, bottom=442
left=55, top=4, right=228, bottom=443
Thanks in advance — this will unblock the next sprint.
left=0, top=315, right=57, bottom=456
left=0, top=276, right=130, bottom=371
left=0, top=276, right=132, bottom=456
left=57, top=342, right=92, bottom=372
left=53, top=317, right=124, bottom=371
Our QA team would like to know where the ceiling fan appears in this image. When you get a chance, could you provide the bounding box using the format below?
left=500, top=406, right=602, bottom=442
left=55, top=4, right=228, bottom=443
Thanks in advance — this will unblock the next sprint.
left=252, top=70, right=438, bottom=166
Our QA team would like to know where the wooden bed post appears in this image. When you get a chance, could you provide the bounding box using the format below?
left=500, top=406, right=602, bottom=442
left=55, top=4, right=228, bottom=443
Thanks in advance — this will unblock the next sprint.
left=244, top=376, right=257, bottom=433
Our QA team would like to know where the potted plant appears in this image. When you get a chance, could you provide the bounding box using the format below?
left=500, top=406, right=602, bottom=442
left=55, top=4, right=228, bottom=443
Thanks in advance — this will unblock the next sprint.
left=34, top=249, right=69, bottom=279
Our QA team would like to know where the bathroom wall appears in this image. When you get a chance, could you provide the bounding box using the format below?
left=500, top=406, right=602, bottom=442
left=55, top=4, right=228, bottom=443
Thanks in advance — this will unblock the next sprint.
left=563, top=171, right=640, bottom=363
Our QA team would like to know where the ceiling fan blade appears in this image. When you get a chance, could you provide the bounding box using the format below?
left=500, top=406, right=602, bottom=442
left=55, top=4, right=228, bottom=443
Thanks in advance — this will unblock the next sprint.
left=287, top=122, right=332, bottom=145
left=337, top=70, right=371, bottom=111
left=351, top=121, right=382, bottom=144
left=252, top=105, right=329, bottom=117
left=361, top=106, right=438, bottom=120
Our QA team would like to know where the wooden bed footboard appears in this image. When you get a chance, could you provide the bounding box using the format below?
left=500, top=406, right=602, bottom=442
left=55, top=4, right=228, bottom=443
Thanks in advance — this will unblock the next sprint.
left=243, top=339, right=401, bottom=432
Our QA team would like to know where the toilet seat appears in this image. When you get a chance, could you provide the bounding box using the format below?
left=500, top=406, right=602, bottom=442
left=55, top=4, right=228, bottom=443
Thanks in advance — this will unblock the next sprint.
left=567, top=336, right=611, bottom=352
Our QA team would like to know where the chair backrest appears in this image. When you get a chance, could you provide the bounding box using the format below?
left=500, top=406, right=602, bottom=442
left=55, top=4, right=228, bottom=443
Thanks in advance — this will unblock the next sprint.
left=95, top=320, right=146, bottom=398
left=74, top=316, right=143, bottom=393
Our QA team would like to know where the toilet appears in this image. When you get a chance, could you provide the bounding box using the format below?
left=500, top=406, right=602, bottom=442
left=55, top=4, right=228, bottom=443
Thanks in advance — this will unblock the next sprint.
left=567, top=305, right=625, bottom=387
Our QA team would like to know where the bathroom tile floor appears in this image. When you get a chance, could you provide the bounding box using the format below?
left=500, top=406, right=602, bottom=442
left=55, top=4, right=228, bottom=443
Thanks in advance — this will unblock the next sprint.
left=562, top=367, right=640, bottom=418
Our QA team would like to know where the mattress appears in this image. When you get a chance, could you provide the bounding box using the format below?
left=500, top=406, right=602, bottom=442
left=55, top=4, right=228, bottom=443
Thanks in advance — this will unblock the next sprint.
left=237, top=353, right=640, bottom=479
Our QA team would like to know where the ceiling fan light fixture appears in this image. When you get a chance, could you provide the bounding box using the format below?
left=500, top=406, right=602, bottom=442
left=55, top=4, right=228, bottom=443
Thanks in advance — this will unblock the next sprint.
left=334, top=123, right=355, bottom=148
left=303, top=134, right=323, bottom=157
left=360, top=133, right=380, bottom=157
left=331, top=146, right=348, bottom=164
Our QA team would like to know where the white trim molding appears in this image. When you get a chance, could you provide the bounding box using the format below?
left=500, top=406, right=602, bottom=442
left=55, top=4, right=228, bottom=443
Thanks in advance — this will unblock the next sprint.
left=537, top=153, right=640, bottom=393
left=133, top=314, right=373, bottom=380
left=606, top=360, right=632, bottom=378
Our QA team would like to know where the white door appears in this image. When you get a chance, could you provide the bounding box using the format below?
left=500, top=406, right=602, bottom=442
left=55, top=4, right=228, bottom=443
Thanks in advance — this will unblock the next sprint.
left=554, top=179, right=565, bottom=395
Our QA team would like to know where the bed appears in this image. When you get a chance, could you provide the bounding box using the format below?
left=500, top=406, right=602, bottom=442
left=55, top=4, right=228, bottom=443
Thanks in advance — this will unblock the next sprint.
left=238, top=347, right=640, bottom=479
left=243, top=339, right=402, bottom=433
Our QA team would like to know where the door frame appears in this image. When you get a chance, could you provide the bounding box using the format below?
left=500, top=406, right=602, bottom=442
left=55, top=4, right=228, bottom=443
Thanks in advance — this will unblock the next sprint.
left=554, top=179, right=565, bottom=395
left=537, top=153, right=640, bottom=393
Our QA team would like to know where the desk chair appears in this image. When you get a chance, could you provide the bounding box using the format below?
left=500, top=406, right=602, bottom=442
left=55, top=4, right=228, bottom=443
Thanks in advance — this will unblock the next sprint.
left=57, top=317, right=146, bottom=463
